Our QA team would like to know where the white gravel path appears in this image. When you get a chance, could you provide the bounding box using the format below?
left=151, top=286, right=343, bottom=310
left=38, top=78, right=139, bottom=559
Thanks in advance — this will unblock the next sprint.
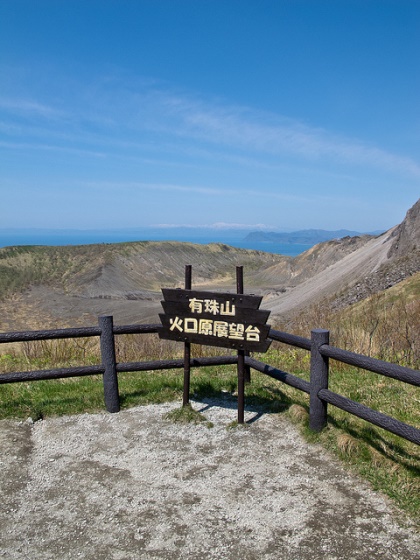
left=1, top=398, right=419, bottom=559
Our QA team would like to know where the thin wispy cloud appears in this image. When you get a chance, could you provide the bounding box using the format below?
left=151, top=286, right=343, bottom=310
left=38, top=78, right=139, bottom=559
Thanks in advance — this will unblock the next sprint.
left=1, top=77, right=419, bottom=178
left=80, top=180, right=315, bottom=204
left=0, top=140, right=106, bottom=158
left=0, top=97, right=65, bottom=119
left=154, top=95, right=420, bottom=177
left=90, top=82, right=420, bottom=177
left=81, top=180, right=228, bottom=197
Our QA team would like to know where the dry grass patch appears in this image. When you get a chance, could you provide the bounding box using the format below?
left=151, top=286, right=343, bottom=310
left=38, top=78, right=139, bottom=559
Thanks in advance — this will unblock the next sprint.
left=337, top=433, right=361, bottom=456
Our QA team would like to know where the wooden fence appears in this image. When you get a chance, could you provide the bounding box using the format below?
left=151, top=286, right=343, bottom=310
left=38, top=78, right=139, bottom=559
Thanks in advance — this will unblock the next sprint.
left=0, top=317, right=419, bottom=446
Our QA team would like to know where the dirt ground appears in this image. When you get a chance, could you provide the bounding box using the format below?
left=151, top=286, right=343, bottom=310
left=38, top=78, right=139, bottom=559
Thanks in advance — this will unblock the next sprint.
left=1, top=398, right=419, bottom=560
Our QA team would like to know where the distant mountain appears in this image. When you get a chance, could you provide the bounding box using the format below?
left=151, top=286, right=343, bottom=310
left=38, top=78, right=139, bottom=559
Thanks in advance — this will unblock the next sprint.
left=244, top=229, right=381, bottom=245
left=0, top=226, right=385, bottom=251
left=0, top=225, right=263, bottom=249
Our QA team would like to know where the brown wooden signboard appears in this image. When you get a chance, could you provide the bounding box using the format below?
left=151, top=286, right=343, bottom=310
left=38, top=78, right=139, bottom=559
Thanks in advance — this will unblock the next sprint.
left=159, top=288, right=271, bottom=352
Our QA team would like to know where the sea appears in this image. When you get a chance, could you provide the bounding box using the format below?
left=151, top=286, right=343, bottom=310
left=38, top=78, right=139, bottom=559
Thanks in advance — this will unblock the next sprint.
left=0, top=230, right=312, bottom=257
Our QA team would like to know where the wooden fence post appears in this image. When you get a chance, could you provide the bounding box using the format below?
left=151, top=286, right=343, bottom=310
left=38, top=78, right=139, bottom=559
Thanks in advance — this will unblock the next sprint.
left=183, top=265, right=192, bottom=407
left=236, top=265, right=251, bottom=384
left=99, top=315, right=120, bottom=413
left=236, top=266, right=245, bottom=424
left=309, top=329, right=329, bottom=431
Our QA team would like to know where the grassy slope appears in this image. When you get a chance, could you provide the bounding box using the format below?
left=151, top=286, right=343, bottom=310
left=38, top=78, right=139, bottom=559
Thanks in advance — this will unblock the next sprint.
left=0, top=241, right=286, bottom=300
left=275, top=272, right=420, bottom=368
left=0, top=244, right=117, bottom=296
left=334, top=272, right=420, bottom=365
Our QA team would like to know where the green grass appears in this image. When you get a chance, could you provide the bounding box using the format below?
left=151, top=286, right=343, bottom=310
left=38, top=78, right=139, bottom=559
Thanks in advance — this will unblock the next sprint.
left=164, top=403, right=214, bottom=427
left=0, top=345, right=419, bottom=527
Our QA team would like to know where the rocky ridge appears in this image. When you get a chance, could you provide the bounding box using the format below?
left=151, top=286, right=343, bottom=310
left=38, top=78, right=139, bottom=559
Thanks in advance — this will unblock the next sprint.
left=265, top=198, right=420, bottom=317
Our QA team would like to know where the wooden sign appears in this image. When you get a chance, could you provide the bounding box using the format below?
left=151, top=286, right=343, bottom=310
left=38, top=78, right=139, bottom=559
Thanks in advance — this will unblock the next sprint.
left=159, top=288, right=271, bottom=352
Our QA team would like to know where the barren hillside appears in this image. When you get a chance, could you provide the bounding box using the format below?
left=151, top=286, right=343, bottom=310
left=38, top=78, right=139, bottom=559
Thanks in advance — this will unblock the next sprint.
left=260, top=199, right=419, bottom=316
left=0, top=243, right=285, bottom=329
left=0, top=198, right=419, bottom=330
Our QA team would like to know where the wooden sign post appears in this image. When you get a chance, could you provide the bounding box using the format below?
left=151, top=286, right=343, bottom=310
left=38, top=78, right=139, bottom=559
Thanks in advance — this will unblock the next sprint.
left=159, top=266, right=272, bottom=423
left=183, top=265, right=192, bottom=407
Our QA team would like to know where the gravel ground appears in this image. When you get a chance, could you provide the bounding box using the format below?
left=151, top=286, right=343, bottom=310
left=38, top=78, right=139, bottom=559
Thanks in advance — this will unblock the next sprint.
left=1, top=398, right=419, bottom=560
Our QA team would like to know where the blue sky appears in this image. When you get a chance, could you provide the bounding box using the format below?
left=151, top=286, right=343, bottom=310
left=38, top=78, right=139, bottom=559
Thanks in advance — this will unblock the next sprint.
left=1, top=0, right=419, bottom=234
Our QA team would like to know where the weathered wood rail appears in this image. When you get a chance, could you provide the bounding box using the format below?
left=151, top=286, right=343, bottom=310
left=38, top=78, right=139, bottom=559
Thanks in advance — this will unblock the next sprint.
left=0, top=318, right=419, bottom=445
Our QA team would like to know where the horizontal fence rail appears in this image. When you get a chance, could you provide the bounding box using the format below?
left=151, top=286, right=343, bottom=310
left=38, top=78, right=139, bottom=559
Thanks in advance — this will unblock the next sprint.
left=269, top=328, right=311, bottom=351
left=319, top=344, right=420, bottom=387
left=0, top=323, right=161, bottom=343
left=0, top=356, right=240, bottom=384
left=245, top=356, right=310, bottom=394
left=318, top=389, right=420, bottom=445
left=0, top=318, right=419, bottom=445
left=116, top=356, right=239, bottom=374
left=0, top=365, right=105, bottom=384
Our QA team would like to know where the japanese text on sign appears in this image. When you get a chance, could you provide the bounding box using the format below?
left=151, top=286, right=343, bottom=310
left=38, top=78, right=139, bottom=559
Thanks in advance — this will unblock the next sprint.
left=169, top=316, right=261, bottom=341
left=159, top=288, right=271, bottom=352
left=188, top=297, right=235, bottom=316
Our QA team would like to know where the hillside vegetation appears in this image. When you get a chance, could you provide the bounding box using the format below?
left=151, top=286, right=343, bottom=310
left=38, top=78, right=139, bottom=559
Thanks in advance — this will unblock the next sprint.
left=0, top=241, right=285, bottom=298
left=280, top=271, right=420, bottom=368
left=0, top=198, right=419, bottom=346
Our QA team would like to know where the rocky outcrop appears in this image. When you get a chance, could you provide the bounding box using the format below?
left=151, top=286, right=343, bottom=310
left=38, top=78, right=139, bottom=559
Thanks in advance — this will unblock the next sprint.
left=334, top=198, right=420, bottom=308
left=266, top=198, right=420, bottom=317
left=387, top=198, right=420, bottom=258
